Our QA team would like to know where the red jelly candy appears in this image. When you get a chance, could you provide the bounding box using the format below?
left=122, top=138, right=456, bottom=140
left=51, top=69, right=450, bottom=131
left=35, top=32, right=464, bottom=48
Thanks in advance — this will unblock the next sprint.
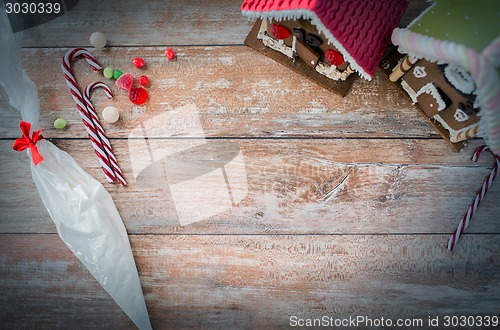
left=325, top=49, right=344, bottom=66
left=132, top=57, right=146, bottom=68
left=115, top=72, right=134, bottom=91
left=129, top=87, right=148, bottom=105
left=138, top=75, right=149, bottom=86
left=164, top=48, right=176, bottom=60
left=271, top=24, right=290, bottom=40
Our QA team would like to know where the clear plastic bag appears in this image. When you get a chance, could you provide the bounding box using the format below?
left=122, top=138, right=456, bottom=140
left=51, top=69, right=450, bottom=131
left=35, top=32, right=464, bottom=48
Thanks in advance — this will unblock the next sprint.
left=0, top=8, right=152, bottom=330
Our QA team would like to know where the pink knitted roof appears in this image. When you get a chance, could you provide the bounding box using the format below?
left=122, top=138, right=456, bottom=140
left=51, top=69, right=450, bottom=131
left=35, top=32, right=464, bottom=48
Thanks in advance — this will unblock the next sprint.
left=242, top=0, right=408, bottom=80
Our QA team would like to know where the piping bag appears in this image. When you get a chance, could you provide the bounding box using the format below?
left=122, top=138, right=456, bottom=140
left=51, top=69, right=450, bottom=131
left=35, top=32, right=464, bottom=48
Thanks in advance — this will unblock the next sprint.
left=0, top=8, right=152, bottom=330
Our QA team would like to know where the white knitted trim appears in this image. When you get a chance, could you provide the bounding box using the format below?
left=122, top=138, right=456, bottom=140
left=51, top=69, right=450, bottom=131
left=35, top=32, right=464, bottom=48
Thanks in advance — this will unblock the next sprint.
left=242, top=9, right=372, bottom=80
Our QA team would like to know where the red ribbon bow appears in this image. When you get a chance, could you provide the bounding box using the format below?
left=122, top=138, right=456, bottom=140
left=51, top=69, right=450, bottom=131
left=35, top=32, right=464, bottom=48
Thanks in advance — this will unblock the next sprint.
left=12, top=121, right=44, bottom=166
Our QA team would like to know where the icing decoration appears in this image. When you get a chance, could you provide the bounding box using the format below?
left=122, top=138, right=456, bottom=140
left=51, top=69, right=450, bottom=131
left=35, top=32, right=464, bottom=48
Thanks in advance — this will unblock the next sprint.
left=257, top=18, right=269, bottom=39
left=242, top=0, right=408, bottom=80
left=12, top=121, right=44, bottom=166
left=391, top=0, right=500, bottom=154
left=448, top=145, right=500, bottom=251
left=444, top=64, right=475, bottom=94
left=271, top=23, right=290, bottom=40
left=261, top=33, right=294, bottom=58
left=415, top=82, right=446, bottom=111
left=291, top=35, right=297, bottom=54
left=413, top=66, right=427, bottom=78
left=400, top=80, right=417, bottom=103
left=434, top=113, right=477, bottom=142
left=315, top=61, right=343, bottom=80
left=449, top=123, right=480, bottom=142
left=454, top=108, right=469, bottom=122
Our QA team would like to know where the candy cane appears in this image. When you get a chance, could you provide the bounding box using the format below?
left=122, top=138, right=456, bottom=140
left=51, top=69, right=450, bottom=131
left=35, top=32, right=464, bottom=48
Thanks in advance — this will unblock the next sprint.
left=447, top=145, right=500, bottom=251
left=83, top=82, right=127, bottom=186
left=61, top=48, right=117, bottom=184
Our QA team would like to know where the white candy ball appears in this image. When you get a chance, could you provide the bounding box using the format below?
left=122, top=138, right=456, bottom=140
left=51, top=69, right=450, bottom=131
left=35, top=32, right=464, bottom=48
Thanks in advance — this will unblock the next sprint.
left=90, top=32, right=107, bottom=49
left=102, top=106, right=120, bottom=123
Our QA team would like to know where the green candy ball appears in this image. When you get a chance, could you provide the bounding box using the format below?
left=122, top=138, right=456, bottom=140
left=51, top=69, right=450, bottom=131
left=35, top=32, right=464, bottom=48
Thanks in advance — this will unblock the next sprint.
left=103, top=67, right=114, bottom=79
left=113, top=69, right=123, bottom=79
left=54, top=118, right=67, bottom=129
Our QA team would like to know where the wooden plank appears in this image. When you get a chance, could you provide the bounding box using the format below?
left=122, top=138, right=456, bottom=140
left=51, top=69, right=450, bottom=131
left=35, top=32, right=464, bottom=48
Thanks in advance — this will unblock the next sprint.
left=16, top=0, right=430, bottom=48
left=1, top=46, right=436, bottom=139
left=18, top=0, right=253, bottom=47
left=1, top=139, right=498, bottom=234
left=0, top=234, right=499, bottom=328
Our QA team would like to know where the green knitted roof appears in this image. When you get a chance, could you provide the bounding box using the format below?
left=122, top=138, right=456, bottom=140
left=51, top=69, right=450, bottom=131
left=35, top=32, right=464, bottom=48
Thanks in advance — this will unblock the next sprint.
left=409, top=0, right=500, bottom=53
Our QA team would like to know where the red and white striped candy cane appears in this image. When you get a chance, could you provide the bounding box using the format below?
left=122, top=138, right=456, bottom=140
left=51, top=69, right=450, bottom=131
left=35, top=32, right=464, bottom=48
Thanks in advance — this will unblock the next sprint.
left=447, top=145, right=500, bottom=251
left=61, top=48, right=117, bottom=184
left=83, top=82, right=127, bottom=186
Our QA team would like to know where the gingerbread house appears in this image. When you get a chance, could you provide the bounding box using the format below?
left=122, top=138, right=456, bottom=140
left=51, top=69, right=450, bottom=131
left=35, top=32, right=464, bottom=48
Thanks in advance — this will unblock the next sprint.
left=386, top=0, right=500, bottom=153
left=241, top=0, right=408, bottom=96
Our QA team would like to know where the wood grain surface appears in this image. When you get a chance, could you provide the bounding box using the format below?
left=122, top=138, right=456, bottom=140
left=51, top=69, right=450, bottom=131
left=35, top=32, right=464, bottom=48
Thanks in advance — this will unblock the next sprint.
left=1, top=234, right=499, bottom=329
left=1, top=47, right=435, bottom=139
left=1, top=139, right=499, bottom=235
left=1, top=0, right=499, bottom=328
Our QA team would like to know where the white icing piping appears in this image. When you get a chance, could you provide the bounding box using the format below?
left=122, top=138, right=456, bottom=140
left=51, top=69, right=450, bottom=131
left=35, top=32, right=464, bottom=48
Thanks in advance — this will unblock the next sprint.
left=433, top=114, right=479, bottom=141
left=315, top=61, right=344, bottom=80
left=415, top=82, right=446, bottom=111
left=261, top=33, right=294, bottom=58
left=242, top=9, right=372, bottom=80
left=400, top=80, right=417, bottom=103
left=444, top=64, right=476, bottom=95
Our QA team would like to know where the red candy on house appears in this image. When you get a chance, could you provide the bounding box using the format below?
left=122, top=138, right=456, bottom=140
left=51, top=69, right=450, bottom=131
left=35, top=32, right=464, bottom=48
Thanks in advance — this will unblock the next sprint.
left=325, top=49, right=344, bottom=66
left=164, top=48, right=176, bottom=60
left=271, top=24, right=290, bottom=40
left=129, top=87, right=148, bottom=105
left=138, top=75, right=149, bottom=86
left=132, top=57, right=146, bottom=68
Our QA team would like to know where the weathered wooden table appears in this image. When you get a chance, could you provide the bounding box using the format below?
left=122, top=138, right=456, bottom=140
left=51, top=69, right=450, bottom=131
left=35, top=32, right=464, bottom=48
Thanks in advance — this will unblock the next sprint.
left=1, top=1, right=499, bottom=328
